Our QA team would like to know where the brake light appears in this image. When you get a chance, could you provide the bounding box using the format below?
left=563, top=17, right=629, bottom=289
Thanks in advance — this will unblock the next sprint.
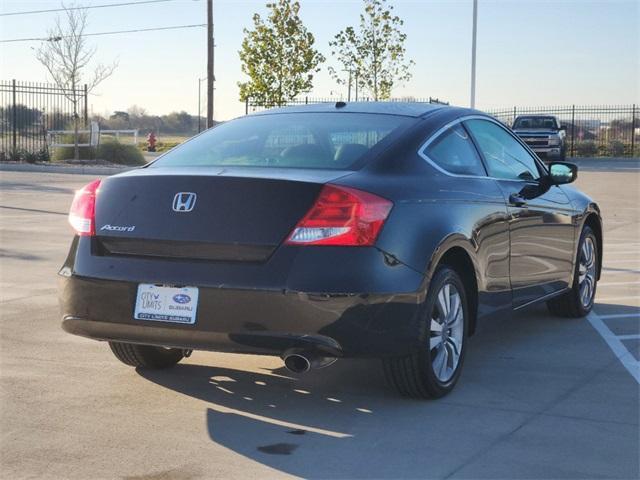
left=68, top=179, right=101, bottom=236
left=286, top=184, right=393, bottom=246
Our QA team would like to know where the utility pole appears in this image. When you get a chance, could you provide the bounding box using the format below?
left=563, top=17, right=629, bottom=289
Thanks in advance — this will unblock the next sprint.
left=207, top=0, right=214, bottom=128
left=470, top=0, right=478, bottom=109
left=197, top=78, right=202, bottom=133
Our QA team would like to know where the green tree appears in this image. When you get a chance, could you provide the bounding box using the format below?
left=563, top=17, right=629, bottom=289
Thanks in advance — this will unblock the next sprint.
left=329, top=0, right=413, bottom=100
left=238, top=0, right=325, bottom=106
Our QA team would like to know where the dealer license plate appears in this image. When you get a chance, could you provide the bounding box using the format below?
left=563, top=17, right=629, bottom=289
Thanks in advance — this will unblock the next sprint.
left=134, top=284, right=199, bottom=324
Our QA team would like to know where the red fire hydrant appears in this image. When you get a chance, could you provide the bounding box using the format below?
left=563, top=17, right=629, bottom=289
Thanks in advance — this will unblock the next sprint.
left=147, top=132, right=157, bottom=152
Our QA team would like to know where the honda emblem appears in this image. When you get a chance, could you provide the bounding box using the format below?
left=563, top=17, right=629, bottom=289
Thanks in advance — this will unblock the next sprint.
left=172, top=192, right=197, bottom=212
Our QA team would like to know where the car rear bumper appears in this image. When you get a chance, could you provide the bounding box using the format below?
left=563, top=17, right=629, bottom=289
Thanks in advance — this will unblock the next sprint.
left=60, top=275, right=423, bottom=357
left=62, top=315, right=347, bottom=357
left=59, top=231, right=428, bottom=358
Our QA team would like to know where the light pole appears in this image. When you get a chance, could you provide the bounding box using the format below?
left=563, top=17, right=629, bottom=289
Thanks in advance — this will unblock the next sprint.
left=197, top=77, right=206, bottom=132
left=343, top=69, right=354, bottom=101
left=470, top=0, right=478, bottom=109
left=207, top=0, right=214, bottom=127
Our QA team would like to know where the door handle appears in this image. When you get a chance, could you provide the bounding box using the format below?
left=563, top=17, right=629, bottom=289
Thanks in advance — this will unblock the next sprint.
left=509, top=193, right=527, bottom=207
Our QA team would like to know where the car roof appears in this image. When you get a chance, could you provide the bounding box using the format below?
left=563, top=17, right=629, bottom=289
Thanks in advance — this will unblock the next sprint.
left=250, top=101, right=449, bottom=118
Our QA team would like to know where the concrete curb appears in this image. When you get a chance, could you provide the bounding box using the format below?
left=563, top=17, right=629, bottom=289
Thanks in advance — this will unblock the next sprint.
left=569, top=157, right=639, bottom=163
left=0, top=162, right=134, bottom=176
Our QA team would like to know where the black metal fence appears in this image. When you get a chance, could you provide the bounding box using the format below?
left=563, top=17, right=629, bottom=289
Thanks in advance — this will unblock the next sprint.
left=486, top=105, right=638, bottom=157
left=244, top=96, right=449, bottom=114
left=0, top=79, right=88, bottom=160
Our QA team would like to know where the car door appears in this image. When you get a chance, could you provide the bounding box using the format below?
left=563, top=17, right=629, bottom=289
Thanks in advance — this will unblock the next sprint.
left=417, top=121, right=512, bottom=320
left=465, top=118, right=576, bottom=309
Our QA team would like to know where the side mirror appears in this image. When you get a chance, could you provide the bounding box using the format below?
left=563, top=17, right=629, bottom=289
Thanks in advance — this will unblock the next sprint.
left=548, top=162, right=577, bottom=185
left=559, top=125, right=567, bottom=131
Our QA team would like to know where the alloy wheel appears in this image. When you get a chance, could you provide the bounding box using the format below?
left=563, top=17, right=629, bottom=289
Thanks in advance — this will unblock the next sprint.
left=429, top=283, right=464, bottom=383
left=578, top=236, right=597, bottom=308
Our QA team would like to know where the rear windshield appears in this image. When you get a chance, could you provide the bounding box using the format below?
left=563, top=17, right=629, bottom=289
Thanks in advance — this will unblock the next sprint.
left=150, top=112, right=414, bottom=170
left=513, top=116, right=558, bottom=130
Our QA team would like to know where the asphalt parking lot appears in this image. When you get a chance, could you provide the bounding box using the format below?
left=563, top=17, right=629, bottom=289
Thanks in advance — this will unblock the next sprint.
left=1, top=159, right=639, bottom=479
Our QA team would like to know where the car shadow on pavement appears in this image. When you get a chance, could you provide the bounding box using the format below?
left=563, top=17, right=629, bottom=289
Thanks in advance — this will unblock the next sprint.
left=138, top=360, right=427, bottom=479
left=136, top=303, right=639, bottom=478
left=593, top=303, right=640, bottom=317
left=138, top=355, right=536, bottom=479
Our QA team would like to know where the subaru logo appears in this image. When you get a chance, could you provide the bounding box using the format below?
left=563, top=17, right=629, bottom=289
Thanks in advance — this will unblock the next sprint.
left=172, top=294, right=191, bottom=304
left=172, top=192, right=197, bottom=212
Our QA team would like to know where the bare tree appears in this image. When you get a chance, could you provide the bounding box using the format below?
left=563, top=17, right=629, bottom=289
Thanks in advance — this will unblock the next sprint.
left=36, top=2, right=117, bottom=160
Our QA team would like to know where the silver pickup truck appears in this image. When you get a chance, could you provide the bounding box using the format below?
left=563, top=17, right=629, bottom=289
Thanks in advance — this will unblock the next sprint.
left=512, top=115, right=566, bottom=161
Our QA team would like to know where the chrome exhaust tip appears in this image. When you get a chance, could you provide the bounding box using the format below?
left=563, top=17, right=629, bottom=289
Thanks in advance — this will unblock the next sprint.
left=283, top=354, right=311, bottom=373
left=282, top=350, right=337, bottom=373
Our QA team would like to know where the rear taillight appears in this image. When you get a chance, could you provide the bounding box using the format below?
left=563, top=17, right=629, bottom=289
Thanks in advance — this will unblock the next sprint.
left=68, top=179, right=101, bottom=236
left=285, top=184, right=393, bottom=246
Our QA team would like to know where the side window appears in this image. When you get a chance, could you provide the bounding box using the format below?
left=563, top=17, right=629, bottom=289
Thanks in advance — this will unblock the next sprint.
left=423, top=124, right=486, bottom=176
left=465, top=119, right=541, bottom=181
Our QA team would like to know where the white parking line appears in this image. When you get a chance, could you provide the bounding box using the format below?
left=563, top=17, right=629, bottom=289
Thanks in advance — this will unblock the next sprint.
left=616, top=334, right=640, bottom=340
left=587, top=311, right=640, bottom=383
left=596, top=295, right=640, bottom=302
left=598, top=281, right=640, bottom=287
left=206, top=404, right=353, bottom=438
left=599, top=313, right=640, bottom=319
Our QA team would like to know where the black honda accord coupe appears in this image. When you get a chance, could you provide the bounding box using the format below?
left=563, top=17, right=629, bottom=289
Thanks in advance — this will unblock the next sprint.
left=59, top=102, right=602, bottom=398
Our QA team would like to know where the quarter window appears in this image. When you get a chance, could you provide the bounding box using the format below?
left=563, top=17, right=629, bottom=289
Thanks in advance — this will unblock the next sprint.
left=423, top=124, right=486, bottom=176
left=465, top=119, right=541, bottom=181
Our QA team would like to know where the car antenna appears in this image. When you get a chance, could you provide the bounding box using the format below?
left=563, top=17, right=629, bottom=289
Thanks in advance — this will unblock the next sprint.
left=335, top=101, right=347, bottom=109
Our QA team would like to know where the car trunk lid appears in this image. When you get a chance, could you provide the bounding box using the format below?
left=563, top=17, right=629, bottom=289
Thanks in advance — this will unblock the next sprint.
left=94, top=167, right=352, bottom=262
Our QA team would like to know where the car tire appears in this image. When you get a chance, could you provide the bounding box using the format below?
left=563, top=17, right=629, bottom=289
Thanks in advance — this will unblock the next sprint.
left=109, top=341, right=185, bottom=369
left=547, top=226, right=598, bottom=318
left=383, top=266, right=469, bottom=399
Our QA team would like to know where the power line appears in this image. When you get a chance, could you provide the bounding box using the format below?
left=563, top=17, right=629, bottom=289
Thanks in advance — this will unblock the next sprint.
left=0, top=24, right=206, bottom=43
left=0, top=0, right=178, bottom=17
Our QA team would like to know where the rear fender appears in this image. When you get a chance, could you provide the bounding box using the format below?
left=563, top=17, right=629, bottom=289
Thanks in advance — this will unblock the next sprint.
left=420, top=234, right=482, bottom=294
left=578, top=204, right=603, bottom=281
left=412, top=233, right=484, bottom=312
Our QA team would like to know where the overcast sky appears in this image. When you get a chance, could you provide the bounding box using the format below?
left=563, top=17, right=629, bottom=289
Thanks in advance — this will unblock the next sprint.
left=1, top=0, right=638, bottom=121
